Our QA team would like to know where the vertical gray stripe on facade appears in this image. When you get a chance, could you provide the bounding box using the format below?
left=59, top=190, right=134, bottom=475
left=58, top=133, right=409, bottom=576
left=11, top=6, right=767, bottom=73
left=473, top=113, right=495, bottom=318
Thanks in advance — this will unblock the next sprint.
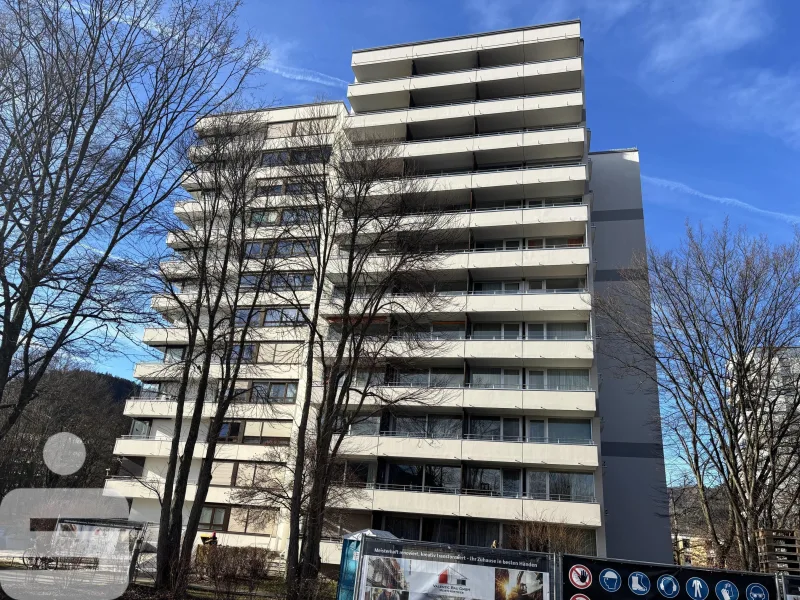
left=602, top=442, right=664, bottom=458
left=591, top=209, right=644, bottom=221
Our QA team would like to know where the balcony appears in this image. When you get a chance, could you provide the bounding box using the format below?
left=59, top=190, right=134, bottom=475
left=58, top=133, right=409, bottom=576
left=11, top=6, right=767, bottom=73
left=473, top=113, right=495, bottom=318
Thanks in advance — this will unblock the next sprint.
left=331, top=484, right=600, bottom=527
left=133, top=361, right=301, bottom=381
left=328, top=243, right=590, bottom=279
left=351, top=21, right=581, bottom=83
left=104, top=477, right=233, bottom=504
left=338, top=433, right=598, bottom=468
left=348, top=57, right=583, bottom=113
left=142, top=326, right=305, bottom=346
left=122, top=397, right=296, bottom=420
left=113, top=435, right=289, bottom=460
left=345, top=91, right=584, bottom=140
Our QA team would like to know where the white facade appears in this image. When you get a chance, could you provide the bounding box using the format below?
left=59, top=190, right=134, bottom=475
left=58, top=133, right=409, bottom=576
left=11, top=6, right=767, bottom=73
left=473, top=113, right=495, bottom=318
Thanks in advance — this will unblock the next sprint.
left=107, top=20, right=616, bottom=567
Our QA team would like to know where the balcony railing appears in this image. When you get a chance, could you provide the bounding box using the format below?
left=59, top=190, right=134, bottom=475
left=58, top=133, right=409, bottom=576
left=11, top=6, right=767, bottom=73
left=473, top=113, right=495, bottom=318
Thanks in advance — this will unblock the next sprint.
left=349, top=55, right=581, bottom=86
left=386, top=333, right=592, bottom=341
left=352, top=430, right=595, bottom=445
left=367, top=482, right=596, bottom=503
left=379, top=381, right=594, bottom=392
left=350, top=88, right=582, bottom=116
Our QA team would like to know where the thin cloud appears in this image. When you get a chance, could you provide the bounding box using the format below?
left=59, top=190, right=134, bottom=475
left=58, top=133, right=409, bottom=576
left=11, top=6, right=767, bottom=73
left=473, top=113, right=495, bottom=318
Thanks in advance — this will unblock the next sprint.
left=643, top=175, right=800, bottom=225
left=261, top=63, right=349, bottom=88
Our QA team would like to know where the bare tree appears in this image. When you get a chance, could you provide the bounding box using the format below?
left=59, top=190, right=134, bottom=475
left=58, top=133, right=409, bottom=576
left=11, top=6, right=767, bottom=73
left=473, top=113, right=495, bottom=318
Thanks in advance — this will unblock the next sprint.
left=595, top=222, right=800, bottom=570
left=140, top=111, right=291, bottom=592
left=0, top=367, right=132, bottom=494
left=0, top=0, right=268, bottom=444
left=504, top=513, right=598, bottom=555
left=251, top=104, right=458, bottom=597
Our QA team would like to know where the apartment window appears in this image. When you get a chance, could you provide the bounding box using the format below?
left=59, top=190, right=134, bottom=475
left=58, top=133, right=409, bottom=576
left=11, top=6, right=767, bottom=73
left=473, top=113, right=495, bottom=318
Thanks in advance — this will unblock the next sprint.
left=267, top=121, right=294, bottom=138
left=526, top=236, right=584, bottom=249
left=210, top=461, right=235, bottom=486
left=471, top=280, right=521, bottom=295
left=383, top=515, right=421, bottom=541
left=466, top=416, right=521, bottom=441
left=548, top=472, right=595, bottom=502
left=280, top=207, right=316, bottom=224
left=422, top=517, right=459, bottom=544
left=471, top=323, right=521, bottom=340
left=261, top=150, right=289, bottom=167
left=130, top=419, right=151, bottom=438
left=264, top=306, right=306, bottom=326
left=424, top=465, right=460, bottom=492
left=199, top=506, right=227, bottom=531
left=217, top=422, right=241, bottom=442
left=528, top=420, right=546, bottom=442
left=526, top=197, right=582, bottom=208
left=232, top=344, right=257, bottom=363
left=429, top=368, right=463, bottom=388
left=269, top=272, right=313, bottom=291
left=323, top=511, right=373, bottom=540
left=527, top=470, right=547, bottom=499
left=250, top=380, right=298, bottom=404
left=427, top=415, right=462, bottom=439
left=470, top=368, right=521, bottom=389
left=463, top=467, right=501, bottom=495
left=256, top=183, right=284, bottom=198
left=464, top=520, right=500, bottom=548
left=474, top=239, right=521, bottom=251
left=292, top=146, right=332, bottom=164
left=527, top=322, right=589, bottom=340
left=234, top=308, right=263, bottom=327
left=387, top=464, right=423, bottom=488
left=140, top=383, right=160, bottom=399
left=228, top=507, right=278, bottom=535
left=528, top=278, right=586, bottom=293
left=161, top=346, right=186, bottom=363
left=527, top=368, right=590, bottom=391
left=242, top=421, right=290, bottom=445
left=390, top=414, right=427, bottom=437
left=249, top=209, right=279, bottom=226
left=273, top=239, right=317, bottom=257
left=350, top=415, right=381, bottom=436
left=548, top=419, right=592, bottom=444
left=235, top=462, right=280, bottom=487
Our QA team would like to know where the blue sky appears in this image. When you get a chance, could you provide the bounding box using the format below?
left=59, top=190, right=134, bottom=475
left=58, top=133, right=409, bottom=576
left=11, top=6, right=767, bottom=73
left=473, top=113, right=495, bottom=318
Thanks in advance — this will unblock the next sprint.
left=97, top=0, right=800, bottom=379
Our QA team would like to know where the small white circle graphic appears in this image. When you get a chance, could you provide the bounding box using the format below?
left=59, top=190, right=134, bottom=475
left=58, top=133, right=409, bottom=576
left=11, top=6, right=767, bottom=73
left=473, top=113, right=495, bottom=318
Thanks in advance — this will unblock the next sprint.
left=43, top=433, right=86, bottom=475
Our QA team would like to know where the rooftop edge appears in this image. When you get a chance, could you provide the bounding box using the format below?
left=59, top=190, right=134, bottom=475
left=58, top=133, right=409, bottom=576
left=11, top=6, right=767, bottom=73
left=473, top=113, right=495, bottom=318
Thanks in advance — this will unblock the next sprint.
left=352, top=19, right=581, bottom=55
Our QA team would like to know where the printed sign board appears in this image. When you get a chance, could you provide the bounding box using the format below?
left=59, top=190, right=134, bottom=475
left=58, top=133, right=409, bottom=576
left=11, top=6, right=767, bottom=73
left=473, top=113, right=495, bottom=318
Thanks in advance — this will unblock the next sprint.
left=562, top=556, right=777, bottom=600
left=356, top=536, right=552, bottom=600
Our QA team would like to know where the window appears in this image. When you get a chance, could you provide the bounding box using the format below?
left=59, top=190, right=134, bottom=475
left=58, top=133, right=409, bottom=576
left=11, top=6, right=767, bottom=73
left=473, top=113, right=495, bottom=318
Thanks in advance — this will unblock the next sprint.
left=464, top=520, right=500, bottom=547
left=527, top=470, right=547, bottom=499
left=199, top=506, right=227, bottom=531
left=428, top=415, right=462, bottom=439
left=548, top=472, right=595, bottom=502
left=467, top=416, right=500, bottom=439
left=528, top=419, right=546, bottom=442
left=463, top=467, right=501, bottom=495
left=526, top=197, right=582, bottom=208
left=548, top=419, right=592, bottom=443
left=387, top=464, right=423, bottom=488
left=391, top=415, right=426, bottom=437
left=140, top=383, right=160, bottom=399
left=544, top=322, right=589, bottom=340
left=250, top=380, right=298, bottom=404
left=270, top=272, right=313, bottom=291
left=349, top=415, right=381, bottom=436
left=424, top=465, right=460, bottom=492
left=292, top=146, right=332, bottom=164
left=217, top=422, right=241, bottom=442
left=280, top=207, right=316, bottom=224
left=235, top=462, right=280, bottom=487
left=235, top=308, right=263, bottom=327
left=264, top=306, right=306, bottom=326
left=245, top=241, right=273, bottom=258
left=527, top=369, right=590, bottom=391
left=261, top=150, right=289, bottom=167
left=242, top=421, right=290, bottom=445
left=429, top=368, right=463, bottom=388
left=470, top=368, right=521, bottom=389
left=502, top=469, right=522, bottom=497
left=228, top=507, right=278, bottom=535
left=382, top=515, right=421, bottom=541
left=130, top=419, right=151, bottom=438
left=249, top=209, right=279, bottom=226
left=471, top=323, right=521, bottom=340
left=422, top=517, right=459, bottom=544
left=471, top=280, right=521, bottom=295
left=162, top=346, right=186, bottom=363
left=232, top=344, right=257, bottom=363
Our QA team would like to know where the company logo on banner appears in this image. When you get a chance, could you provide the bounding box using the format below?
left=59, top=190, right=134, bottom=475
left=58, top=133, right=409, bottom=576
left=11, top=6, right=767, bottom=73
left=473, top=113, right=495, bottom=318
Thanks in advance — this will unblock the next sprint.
left=357, top=537, right=552, bottom=600
left=562, top=555, right=777, bottom=600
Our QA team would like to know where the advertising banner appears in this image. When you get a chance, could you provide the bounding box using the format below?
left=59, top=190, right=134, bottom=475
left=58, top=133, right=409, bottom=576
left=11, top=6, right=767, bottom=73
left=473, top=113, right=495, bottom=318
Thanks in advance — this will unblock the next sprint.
left=562, top=555, right=777, bottom=600
left=357, top=536, right=551, bottom=600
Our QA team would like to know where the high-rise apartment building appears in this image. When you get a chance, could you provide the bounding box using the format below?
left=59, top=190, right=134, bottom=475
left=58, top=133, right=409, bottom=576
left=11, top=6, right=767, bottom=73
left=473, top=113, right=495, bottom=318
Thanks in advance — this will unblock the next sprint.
left=105, top=19, right=672, bottom=567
